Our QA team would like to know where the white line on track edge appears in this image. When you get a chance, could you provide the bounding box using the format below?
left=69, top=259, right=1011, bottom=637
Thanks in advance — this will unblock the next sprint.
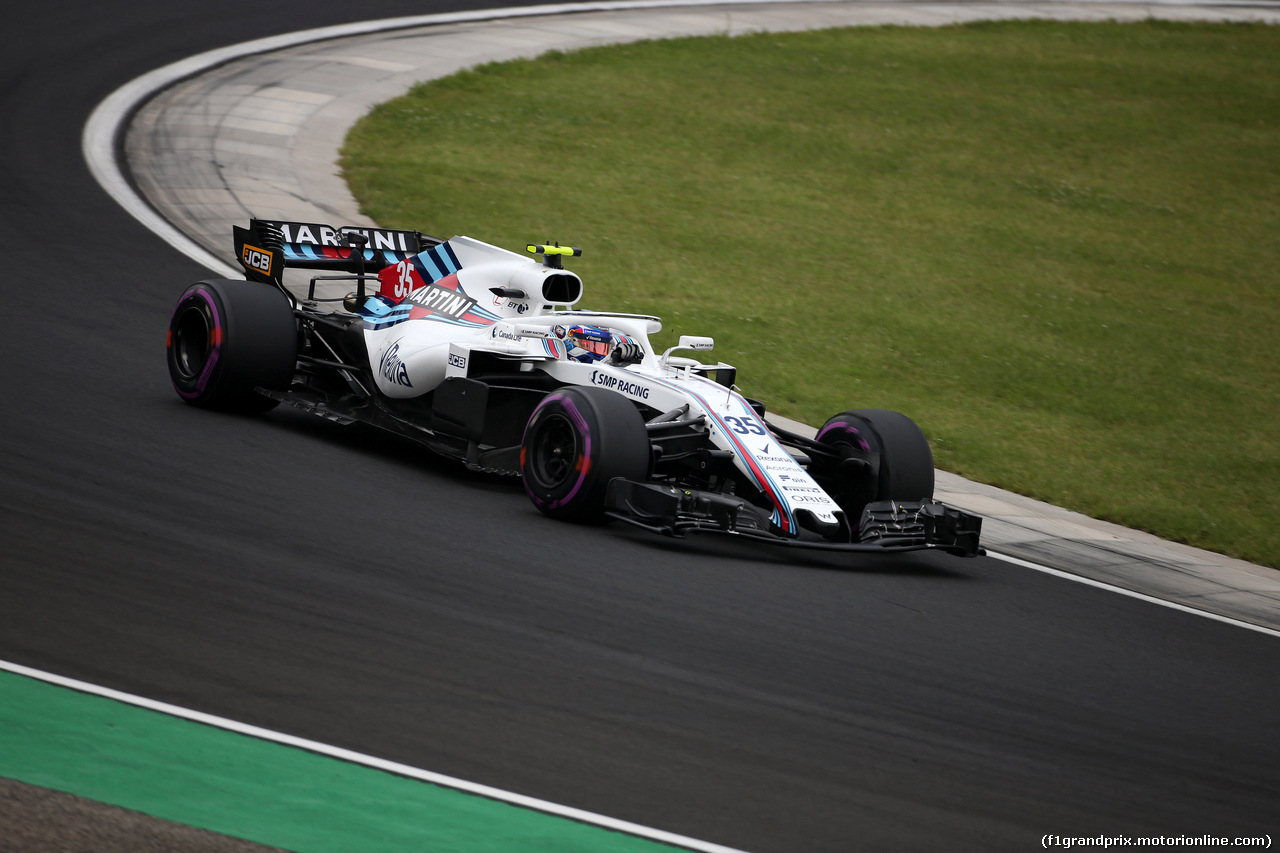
left=987, top=551, right=1280, bottom=639
left=0, top=657, right=751, bottom=853
left=81, top=0, right=1280, bottom=279
left=83, top=0, right=929, bottom=281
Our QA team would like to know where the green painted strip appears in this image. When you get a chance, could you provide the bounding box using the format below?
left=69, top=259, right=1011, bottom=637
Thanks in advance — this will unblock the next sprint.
left=0, top=671, right=681, bottom=852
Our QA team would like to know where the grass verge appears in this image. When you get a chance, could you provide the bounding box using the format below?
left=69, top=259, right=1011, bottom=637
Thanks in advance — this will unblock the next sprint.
left=343, top=20, right=1280, bottom=568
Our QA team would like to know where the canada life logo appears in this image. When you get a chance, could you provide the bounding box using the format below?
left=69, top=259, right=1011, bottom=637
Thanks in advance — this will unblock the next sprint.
left=241, top=244, right=273, bottom=276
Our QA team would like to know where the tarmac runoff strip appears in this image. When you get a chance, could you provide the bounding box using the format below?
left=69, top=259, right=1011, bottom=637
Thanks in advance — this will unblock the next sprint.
left=0, top=659, right=748, bottom=853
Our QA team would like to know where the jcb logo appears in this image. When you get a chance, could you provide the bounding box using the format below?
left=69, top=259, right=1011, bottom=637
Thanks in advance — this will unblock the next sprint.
left=242, top=244, right=273, bottom=275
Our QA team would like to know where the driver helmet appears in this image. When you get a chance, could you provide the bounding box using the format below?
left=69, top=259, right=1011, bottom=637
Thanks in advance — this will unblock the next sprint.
left=563, top=324, right=613, bottom=363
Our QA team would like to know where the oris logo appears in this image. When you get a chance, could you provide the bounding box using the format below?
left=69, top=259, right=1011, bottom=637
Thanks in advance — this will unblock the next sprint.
left=241, top=244, right=273, bottom=275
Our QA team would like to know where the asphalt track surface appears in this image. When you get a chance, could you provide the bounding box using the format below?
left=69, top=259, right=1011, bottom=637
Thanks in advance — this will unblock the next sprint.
left=3, top=1, right=1279, bottom=851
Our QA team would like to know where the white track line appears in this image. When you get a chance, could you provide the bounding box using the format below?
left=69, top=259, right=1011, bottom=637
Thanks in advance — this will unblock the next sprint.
left=988, top=551, right=1280, bottom=639
left=81, top=0, right=1280, bottom=278
left=0, top=658, right=751, bottom=853
left=82, top=0, right=927, bottom=279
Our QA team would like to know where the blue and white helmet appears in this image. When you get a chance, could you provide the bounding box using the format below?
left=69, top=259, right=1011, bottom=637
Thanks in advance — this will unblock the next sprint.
left=563, top=324, right=613, bottom=363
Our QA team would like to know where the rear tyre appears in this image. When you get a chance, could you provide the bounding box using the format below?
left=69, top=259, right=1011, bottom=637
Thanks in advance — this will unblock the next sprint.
left=521, top=386, right=650, bottom=523
left=167, top=279, right=297, bottom=413
left=816, top=408, right=934, bottom=515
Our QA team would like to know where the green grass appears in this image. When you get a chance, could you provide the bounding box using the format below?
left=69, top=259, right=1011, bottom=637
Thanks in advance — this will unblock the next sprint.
left=342, top=20, right=1280, bottom=568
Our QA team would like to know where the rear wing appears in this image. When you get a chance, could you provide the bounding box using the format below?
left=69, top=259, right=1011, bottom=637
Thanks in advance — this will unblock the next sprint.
left=233, top=219, right=441, bottom=287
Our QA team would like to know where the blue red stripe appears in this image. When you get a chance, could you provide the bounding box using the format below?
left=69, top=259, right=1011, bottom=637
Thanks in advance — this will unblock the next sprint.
left=282, top=244, right=413, bottom=264
left=646, top=376, right=794, bottom=534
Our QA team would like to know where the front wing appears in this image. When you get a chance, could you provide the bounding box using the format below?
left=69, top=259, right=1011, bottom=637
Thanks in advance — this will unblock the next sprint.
left=604, top=480, right=984, bottom=557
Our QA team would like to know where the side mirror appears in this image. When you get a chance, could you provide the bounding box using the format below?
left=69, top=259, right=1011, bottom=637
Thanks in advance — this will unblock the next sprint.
left=677, top=335, right=714, bottom=351
left=661, top=335, right=715, bottom=369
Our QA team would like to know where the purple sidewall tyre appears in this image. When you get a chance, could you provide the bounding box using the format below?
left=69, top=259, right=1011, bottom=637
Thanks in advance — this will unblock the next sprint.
left=521, top=386, right=649, bottom=523
left=166, top=279, right=296, bottom=413
left=816, top=408, right=934, bottom=522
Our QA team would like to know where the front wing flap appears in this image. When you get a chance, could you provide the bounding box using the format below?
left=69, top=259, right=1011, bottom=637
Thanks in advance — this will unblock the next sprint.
left=857, top=500, right=983, bottom=556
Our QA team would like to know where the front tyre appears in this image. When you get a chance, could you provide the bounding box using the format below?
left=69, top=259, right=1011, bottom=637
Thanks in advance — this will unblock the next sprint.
left=167, top=279, right=297, bottom=413
left=521, top=386, right=650, bottom=523
left=816, top=408, right=934, bottom=515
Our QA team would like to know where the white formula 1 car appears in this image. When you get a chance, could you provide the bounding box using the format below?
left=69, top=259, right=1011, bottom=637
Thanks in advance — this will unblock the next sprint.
left=166, top=220, right=982, bottom=556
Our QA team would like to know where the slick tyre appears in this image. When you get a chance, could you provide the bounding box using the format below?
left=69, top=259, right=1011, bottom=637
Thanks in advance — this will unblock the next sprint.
left=817, top=409, right=934, bottom=507
left=167, top=279, right=297, bottom=413
left=521, top=386, right=650, bottom=523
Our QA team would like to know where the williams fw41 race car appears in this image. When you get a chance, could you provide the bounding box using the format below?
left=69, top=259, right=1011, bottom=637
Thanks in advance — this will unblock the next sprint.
left=166, top=220, right=982, bottom=557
